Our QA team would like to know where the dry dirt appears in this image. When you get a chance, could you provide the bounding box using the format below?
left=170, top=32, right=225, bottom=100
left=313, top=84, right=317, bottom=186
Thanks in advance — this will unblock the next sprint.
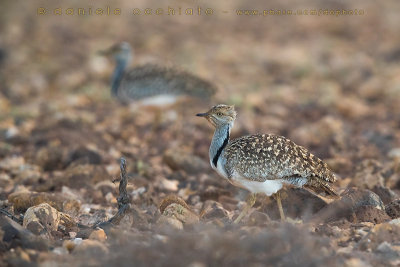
left=1, top=0, right=400, bottom=266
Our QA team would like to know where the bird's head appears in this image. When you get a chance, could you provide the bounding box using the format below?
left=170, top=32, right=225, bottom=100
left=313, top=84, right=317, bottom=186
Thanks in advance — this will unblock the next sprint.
left=98, top=42, right=132, bottom=63
left=196, top=104, right=237, bottom=128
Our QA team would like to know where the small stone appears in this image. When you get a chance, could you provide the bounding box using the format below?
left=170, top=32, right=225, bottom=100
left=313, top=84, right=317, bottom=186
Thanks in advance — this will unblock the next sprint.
left=354, top=206, right=391, bottom=224
left=159, top=195, right=191, bottom=213
left=200, top=200, right=230, bottom=220
left=35, top=146, right=63, bottom=171
left=0, top=156, right=25, bottom=171
left=375, top=241, right=400, bottom=258
left=163, top=203, right=199, bottom=225
left=199, top=186, right=231, bottom=202
left=89, top=228, right=107, bottom=242
left=52, top=246, right=69, bottom=255
left=23, top=203, right=60, bottom=237
left=159, top=195, right=199, bottom=226
left=344, top=258, right=371, bottom=267
left=8, top=191, right=81, bottom=214
left=247, top=211, right=270, bottom=226
left=163, top=149, right=209, bottom=174
left=63, top=240, right=76, bottom=253
left=17, top=247, right=31, bottom=262
left=389, top=218, right=400, bottom=225
left=0, top=173, right=12, bottom=189
left=66, top=146, right=102, bottom=166
left=372, top=186, right=398, bottom=205
left=105, top=192, right=116, bottom=203
left=159, top=178, right=179, bottom=191
left=72, top=239, right=109, bottom=256
left=388, top=148, right=400, bottom=159
left=0, top=216, right=49, bottom=251
left=342, top=188, right=385, bottom=210
left=313, top=188, right=386, bottom=223
left=156, top=215, right=184, bottom=230
left=385, top=199, right=400, bottom=219
left=59, top=212, right=78, bottom=233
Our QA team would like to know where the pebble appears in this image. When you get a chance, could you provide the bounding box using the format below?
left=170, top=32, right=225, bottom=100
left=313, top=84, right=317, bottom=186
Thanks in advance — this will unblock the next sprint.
left=0, top=216, right=49, bottom=251
left=163, top=149, right=209, bottom=174
left=8, top=191, right=81, bottom=214
left=72, top=239, right=109, bottom=256
left=200, top=200, right=230, bottom=221
left=156, top=215, right=184, bottom=230
left=23, top=203, right=60, bottom=237
left=89, top=228, right=107, bottom=242
left=385, top=199, right=400, bottom=219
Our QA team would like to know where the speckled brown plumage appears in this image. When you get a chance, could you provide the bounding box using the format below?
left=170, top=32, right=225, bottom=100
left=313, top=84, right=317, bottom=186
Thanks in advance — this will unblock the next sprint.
left=197, top=104, right=338, bottom=198
left=224, top=134, right=337, bottom=196
left=120, top=64, right=217, bottom=101
left=101, top=42, right=217, bottom=103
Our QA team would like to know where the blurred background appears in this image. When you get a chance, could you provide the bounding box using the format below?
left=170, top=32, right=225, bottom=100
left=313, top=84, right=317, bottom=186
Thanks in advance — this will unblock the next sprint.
left=1, top=0, right=400, bottom=173
left=1, top=0, right=400, bottom=266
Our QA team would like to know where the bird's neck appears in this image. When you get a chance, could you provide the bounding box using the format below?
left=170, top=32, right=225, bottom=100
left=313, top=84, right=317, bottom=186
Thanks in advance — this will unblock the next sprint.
left=210, top=122, right=233, bottom=168
left=111, top=58, right=128, bottom=96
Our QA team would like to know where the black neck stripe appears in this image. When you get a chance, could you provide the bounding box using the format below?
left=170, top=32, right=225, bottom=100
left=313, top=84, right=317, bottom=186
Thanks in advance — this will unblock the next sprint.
left=212, top=128, right=230, bottom=167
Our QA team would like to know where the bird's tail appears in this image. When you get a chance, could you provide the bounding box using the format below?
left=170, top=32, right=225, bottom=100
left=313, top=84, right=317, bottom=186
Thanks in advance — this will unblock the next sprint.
left=305, top=177, right=339, bottom=199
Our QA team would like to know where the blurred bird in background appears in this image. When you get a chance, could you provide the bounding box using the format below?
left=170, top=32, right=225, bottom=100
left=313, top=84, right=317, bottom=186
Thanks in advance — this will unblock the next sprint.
left=99, top=42, right=217, bottom=128
left=99, top=42, right=216, bottom=104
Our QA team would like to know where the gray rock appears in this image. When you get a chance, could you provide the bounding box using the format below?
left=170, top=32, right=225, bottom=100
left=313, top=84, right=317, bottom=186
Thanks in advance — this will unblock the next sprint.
left=200, top=200, right=230, bottom=220
left=312, top=188, right=388, bottom=223
left=72, top=239, right=109, bottom=256
left=0, top=216, right=48, bottom=251
left=163, top=149, right=209, bottom=174
left=23, top=203, right=60, bottom=237
left=372, top=186, right=398, bottom=205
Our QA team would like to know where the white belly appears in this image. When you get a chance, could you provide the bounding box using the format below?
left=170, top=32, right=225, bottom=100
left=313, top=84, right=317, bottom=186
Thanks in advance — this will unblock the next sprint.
left=213, top=161, right=284, bottom=196
left=232, top=178, right=284, bottom=196
left=139, top=94, right=180, bottom=107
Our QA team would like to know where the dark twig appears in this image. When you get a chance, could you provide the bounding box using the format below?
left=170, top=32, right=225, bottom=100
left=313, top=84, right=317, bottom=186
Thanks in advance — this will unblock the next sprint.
left=0, top=208, right=23, bottom=224
left=95, top=157, right=131, bottom=228
left=117, top=158, right=129, bottom=210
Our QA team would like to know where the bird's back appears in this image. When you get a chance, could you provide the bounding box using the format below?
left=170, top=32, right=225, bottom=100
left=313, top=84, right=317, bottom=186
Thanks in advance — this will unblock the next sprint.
left=223, top=134, right=336, bottom=185
left=116, top=64, right=217, bottom=101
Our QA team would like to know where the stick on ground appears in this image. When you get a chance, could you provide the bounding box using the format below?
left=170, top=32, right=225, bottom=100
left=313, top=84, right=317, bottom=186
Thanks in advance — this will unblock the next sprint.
left=95, top=157, right=132, bottom=228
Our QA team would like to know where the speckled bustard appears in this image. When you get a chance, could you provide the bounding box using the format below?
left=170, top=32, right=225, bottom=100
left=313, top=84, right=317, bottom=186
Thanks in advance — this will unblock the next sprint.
left=100, top=42, right=217, bottom=105
left=197, top=104, right=338, bottom=223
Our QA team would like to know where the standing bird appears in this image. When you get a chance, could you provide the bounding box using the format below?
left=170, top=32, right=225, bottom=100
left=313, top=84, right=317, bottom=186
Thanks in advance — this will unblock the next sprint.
left=99, top=42, right=217, bottom=106
left=197, top=104, right=338, bottom=223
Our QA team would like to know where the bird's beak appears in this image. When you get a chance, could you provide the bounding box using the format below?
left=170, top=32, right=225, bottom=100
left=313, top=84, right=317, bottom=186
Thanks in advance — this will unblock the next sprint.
left=196, top=112, right=208, bottom=117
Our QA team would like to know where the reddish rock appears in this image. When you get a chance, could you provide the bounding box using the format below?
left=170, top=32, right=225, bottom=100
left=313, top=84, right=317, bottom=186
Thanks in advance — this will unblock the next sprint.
left=200, top=200, right=230, bottom=221
left=354, top=206, right=391, bottom=224
left=385, top=199, right=400, bottom=219
left=261, top=187, right=327, bottom=220
left=8, top=191, right=80, bottom=214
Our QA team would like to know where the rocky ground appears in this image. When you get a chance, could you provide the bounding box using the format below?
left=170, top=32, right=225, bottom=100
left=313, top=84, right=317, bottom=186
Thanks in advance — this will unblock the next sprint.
left=1, top=0, right=400, bottom=266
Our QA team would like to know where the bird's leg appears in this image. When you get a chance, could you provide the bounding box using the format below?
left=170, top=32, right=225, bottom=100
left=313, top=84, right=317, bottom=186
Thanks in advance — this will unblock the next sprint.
left=275, top=191, right=286, bottom=221
left=234, top=193, right=257, bottom=224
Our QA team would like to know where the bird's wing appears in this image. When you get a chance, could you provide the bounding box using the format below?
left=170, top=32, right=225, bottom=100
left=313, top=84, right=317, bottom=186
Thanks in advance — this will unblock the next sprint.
left=120, top=64, right=216, bottom=100
left=224, top=134, right=336, bottom=183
